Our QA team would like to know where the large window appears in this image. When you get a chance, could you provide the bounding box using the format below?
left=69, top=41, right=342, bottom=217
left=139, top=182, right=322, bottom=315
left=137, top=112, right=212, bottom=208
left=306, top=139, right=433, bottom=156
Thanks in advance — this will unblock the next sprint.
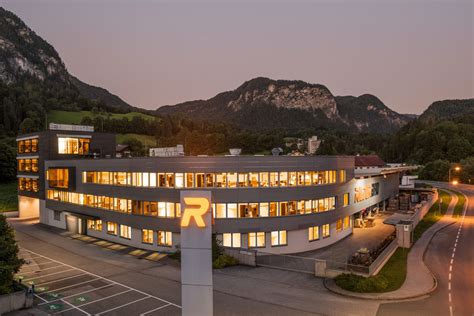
left=58, top=137, right=90, bottom=155
left=271, top=230, right=287, bottom=247
left=120, top=225, right=131, bottom=239
left=248, top=232, right=265, bottom=248
left=222, top=233, right=241, bottom=248
left=354, top=183, right=379, bottom=203
left=17, top=138, right=38, bottom=154
left=343, top=193, right=350, bottom=207
left=343, top=216, right=351, bottom=230
left=322, top=224, right=330, bottom=238
left=87, top=219, right=102, bottom=231
left=18, top=177, right=39, bottom=192
left=47, top=169, right=69, bottom=189
left=142, top=229, right=154, bottom=244
left=336, top=219, right=343, bottom=232
left=18, top=159, right=39, bottom=172
left=107, top=222, right=118, bottom=235
left=308, top=226, right=319, bottom=241
left=157, top=231, right=172, bottom=246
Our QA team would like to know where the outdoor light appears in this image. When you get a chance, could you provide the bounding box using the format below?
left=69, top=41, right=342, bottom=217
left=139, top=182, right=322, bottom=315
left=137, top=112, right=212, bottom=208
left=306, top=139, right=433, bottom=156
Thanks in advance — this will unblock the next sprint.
left=452, top=180, right=459, bottom=185
left=455, top=166, right=461, bottom=171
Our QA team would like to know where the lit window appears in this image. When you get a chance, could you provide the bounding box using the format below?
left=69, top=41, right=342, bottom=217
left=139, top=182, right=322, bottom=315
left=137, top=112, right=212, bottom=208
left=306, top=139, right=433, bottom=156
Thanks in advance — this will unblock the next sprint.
left=227, top=173, right=237, bottom=188
left=222, top=233, right=241, bottom=248
left=47, top=168, right=69, bottom=188
left=175, top=173, right=184, bottom=188
left=215, top=203, right=226, bottom=218
left=157, top=231, right=172, bottom=246
left=271, top=230, right=287, bottom=246
left=322, top=224, right=330, bottom=238
left=87, top=219, right=102, bottom=231
left=343, top=193, right=350, bottom=207
left=343, top=216, right=350, bottom=229
left=339, top=170, right=346, bottom=183
left=142, top=229, right=153, bottom=244
left=259, top=203, right=269, bottom=217
left=336, top=219, right=343, bottom=232
left=308, top=226, right=319, bottom=241
left=248, top=232, right=265, bottom=248
left=120, top=225, right=131, bottom=239
left=107, top=222, right=118, bottom=235
left=57, top=137, right=90, bottom=155
left=227, top=203, right=237, bottom=218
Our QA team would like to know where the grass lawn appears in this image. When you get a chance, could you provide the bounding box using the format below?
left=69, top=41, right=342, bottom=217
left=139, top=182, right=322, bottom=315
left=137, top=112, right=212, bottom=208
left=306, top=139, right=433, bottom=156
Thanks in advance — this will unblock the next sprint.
left=48, top=110, right=156, bottom=125
left=0, top=182, right=18, bottom=212
left=116, top=134, right=156, bottom=147
left=450, top=190, right=466, bottom=217
left=335, top=189, right=451, bottom=293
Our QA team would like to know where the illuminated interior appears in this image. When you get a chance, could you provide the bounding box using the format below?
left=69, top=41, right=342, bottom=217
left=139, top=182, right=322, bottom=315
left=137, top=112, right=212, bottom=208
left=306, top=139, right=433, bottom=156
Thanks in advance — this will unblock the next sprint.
left=17, top=138, right=38, bottom=154
left=18, top=158, right=39, bottom=172
left=47, top=168, right=69, bottom=188
left=58, top=137, right=90, bottom=155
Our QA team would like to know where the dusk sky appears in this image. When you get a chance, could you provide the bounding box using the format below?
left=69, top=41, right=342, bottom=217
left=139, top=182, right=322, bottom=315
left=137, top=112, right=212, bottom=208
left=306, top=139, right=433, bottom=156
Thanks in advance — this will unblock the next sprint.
left=3, top=0, right=473, bottom=114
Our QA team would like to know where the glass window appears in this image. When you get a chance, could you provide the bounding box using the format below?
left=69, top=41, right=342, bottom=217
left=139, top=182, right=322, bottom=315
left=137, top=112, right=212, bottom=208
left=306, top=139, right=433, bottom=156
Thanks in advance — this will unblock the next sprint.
left=248, top=232, right=265, bottom=248
left=336, top=219, right=343, bottom=232
left=166, top=173, right=175, bottom=187
left=222, top=233, right=241, bottom=248
left=57, top=137, right=90, bottom=155
left=31, top=139, right=38, bottom=152
left=249, top=173, right=259, bottom=188
left=322, top=224, right=330, bottom=238
left=297, top=172, right=305, bottom=186
left=195, top=173, right=205, bottom=188
left=185, top=173, right=194, bottom=188
left=215, top=173, right=227, bottom=188
left=107, top=222, right=118, bottom=235
left=18, top=140, right=25, bottom=153
left=157, top=173, right=166, bottom=187
left=175, top=173, right=184, bottom=188
left=304, top=172, right=312, bottom=185
left=279, top=172, right=288, bottom=186
left=157, top=231, right=172, bottom=246
left=114, top=172, right=127, bottom=185
left=205, top=173, right=214, bottom=187
left=269, top=172, right=278, bottom=187
left=271, top=230, right=287, bottom=246
left=269, top=202, right=278, bottom=217
left=343, top=216, right=350, bottom=229
left=339, top=170, right=346, bottom=183
left=279, top=202, right=288, bottom=216
left=227, top=173, right=237, bottom=188
left=238, top=203, right=248, bottom=218
left=297, top=200, right=305, bottom=215
left=343, top=193, right=350, bottom=207
left=288, top=172, right=297, bottom=186
left=120, top=225, right=131, bottom=239
left=158, top=202, right=167, bottom=217
left=142, top=229, right=153, bottom=244
left=259, top=172, right=269, bottom=187
left=238, top=173, right=248, bottom=187
left=24, top=140, right=31, bottom=153
left=215, top=203, right=226, bottom=218
left=142, top=172, right=150, bottom=187
left=166, top=202, right=175, bottom=218
left=308, top=226, right=319, bottom=241
left=227, top=203, right=237, bottom=218
left=259, top=203, right=269, bottom=217
left=47, top=169, right=69, bottom=188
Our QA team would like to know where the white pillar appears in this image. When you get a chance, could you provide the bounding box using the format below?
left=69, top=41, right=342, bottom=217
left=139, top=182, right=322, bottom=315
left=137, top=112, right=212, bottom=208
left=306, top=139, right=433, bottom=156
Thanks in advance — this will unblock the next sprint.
left=180, top=191, right=213, bottom=316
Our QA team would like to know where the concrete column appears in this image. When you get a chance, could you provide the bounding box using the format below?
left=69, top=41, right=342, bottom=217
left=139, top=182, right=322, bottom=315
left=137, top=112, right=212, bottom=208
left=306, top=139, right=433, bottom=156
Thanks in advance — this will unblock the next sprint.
left=180, top=191, right=213, bottom=316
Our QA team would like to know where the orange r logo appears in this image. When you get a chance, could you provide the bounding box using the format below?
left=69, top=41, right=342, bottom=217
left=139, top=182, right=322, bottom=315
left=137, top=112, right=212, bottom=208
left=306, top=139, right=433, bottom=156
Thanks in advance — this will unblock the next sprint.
left=181, top=197, right=210, bottom=228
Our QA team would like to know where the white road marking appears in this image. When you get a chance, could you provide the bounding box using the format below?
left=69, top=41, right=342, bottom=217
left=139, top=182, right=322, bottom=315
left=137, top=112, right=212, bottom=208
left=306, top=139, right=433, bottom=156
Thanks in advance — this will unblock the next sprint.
left=38, top=283, right=115, bottom=305
left=96, top=296, right=151, bottom=315
left=20, top=264, right=65, bottom=274
left=140, top=303, right=171, bottom=315
left=450, top=259, right=453, bottom=265
left=43, top=277, right=102, bottom=294
left=21, top=249, right=181, bottom=309
left=36, top=272, right=88, bottom=286
left=23, top=268, right=77, bottom=281
left=449, top=265, right=452, bottom=272
left=448, top=283, right=451, bottom=290
left=448, top=273, right=451, bottom=281
left=58, top=298, right=91, bottom=316
left=58, top=289, right=133, bottom=313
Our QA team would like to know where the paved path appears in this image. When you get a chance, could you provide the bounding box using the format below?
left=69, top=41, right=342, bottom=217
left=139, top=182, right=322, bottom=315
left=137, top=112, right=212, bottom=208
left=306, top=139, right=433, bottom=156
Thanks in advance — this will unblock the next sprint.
left=378, top=182, right=473, bottom=316
left=326, top=189, right=458, bottom=300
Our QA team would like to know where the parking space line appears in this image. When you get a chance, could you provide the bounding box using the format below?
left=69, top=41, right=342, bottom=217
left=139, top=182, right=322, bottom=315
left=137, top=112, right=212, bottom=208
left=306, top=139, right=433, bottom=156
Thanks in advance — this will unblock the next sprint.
left=96, top=296, right=150, bottom=315
left=21, top=248, right=181, bottom=309
left=23, top=260, right=58, bottom=267
left=140, top=303, right=171, bottom=315
left=36, top=272, right=89, bottom=286
left=21, top=264, right=66, bottom=275
left=41, top=277, right=102, bottom=294
left=58, top=298, right=91, bottom=316
left=59, top=289, right=133, bottom=313
left=34, top=293, right=48, bottom=303
left=23, top=268, right=77, bottom=281
left=38, top=283, right=115, bottom=306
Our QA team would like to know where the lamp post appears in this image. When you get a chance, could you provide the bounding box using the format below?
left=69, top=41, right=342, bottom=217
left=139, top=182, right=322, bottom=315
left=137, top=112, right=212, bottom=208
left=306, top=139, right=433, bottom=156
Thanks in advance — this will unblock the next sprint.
left=448, top=166, right=461, bottom=186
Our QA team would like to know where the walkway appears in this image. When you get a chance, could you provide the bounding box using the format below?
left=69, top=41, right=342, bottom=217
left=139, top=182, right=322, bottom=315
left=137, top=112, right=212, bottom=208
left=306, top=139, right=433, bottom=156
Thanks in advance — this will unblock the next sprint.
left=326, top=190, right=458, bottom=300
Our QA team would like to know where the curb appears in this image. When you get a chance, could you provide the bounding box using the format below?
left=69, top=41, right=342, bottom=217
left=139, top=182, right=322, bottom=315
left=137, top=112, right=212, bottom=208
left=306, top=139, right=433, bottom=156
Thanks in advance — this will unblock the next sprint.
left=324, top=201, right=458, bottom=302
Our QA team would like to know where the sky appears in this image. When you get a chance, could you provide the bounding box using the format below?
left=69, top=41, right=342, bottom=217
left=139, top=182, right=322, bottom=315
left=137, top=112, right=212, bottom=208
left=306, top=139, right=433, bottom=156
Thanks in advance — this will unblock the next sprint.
left=2, top=0, right=473, bottom=114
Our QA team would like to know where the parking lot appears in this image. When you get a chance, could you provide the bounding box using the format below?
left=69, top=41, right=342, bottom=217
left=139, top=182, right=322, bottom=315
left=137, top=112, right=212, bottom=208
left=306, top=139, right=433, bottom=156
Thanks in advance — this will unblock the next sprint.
left=16, top=249, right=181, bottom=316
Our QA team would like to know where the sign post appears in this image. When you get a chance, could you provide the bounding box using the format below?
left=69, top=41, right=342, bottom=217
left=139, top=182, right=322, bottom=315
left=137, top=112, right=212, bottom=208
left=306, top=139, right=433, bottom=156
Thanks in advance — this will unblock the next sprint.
left=180, top=191, right=213, bottom=316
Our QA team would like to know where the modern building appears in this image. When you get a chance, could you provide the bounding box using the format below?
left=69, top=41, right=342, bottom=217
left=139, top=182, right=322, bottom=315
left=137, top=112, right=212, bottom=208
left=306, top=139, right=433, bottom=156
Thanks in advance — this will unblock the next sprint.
left=17, top=125, right=412, bottom=255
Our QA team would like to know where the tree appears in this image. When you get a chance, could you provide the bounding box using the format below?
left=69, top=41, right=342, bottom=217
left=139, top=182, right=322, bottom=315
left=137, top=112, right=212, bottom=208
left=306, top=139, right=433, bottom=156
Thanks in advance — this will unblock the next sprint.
left=0, top=138, right=17, bottom=182
left=0, top=214, right=25, bottom=294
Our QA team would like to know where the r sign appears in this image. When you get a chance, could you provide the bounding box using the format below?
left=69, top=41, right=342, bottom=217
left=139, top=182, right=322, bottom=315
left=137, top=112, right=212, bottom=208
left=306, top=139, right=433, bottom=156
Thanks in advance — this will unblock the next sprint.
left=181, top=197, right=210, bottom=228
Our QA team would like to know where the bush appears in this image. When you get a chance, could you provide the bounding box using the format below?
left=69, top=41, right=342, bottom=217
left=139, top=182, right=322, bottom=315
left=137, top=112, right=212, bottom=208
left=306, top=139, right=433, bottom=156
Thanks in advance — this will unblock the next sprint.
left=0, top=214, right=25, bottom=294
left=213, top=254, right=238, bottom=269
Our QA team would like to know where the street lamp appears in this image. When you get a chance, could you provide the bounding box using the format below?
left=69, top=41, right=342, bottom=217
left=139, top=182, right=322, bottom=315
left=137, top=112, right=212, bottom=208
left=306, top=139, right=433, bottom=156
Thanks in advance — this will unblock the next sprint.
left=448, top=166, right=461, bottom=185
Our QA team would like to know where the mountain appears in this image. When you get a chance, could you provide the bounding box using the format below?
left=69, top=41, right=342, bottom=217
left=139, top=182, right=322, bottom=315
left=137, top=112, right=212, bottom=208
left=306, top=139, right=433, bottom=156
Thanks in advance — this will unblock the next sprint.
left=157, top=77, right=412, bottom=133
left=417, top=99, right=474, bottom=124
left=0, top=7, right=132, bottom=111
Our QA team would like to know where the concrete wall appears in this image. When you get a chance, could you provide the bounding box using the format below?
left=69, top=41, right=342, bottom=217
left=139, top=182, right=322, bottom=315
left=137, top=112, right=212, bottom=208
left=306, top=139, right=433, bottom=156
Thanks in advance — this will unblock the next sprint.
left=18, top=196, right=39, bottom=218
left=0, top=290, right=33, bottom=314
left=40, top=200, right=66, bottom=229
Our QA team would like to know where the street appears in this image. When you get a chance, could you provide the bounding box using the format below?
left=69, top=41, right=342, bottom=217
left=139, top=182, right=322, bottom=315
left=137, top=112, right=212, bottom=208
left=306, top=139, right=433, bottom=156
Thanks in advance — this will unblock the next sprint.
left=377, top=183, right=473, bottom=316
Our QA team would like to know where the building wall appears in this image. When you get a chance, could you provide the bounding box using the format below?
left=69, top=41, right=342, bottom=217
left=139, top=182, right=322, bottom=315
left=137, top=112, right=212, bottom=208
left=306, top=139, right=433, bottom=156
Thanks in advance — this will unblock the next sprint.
left=18, top=196, right=39, bottom=218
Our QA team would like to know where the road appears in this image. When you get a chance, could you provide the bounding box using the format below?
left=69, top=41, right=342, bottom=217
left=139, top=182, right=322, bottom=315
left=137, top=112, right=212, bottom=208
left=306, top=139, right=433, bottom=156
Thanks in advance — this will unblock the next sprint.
left=377, top=182, right=473, bottom=316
